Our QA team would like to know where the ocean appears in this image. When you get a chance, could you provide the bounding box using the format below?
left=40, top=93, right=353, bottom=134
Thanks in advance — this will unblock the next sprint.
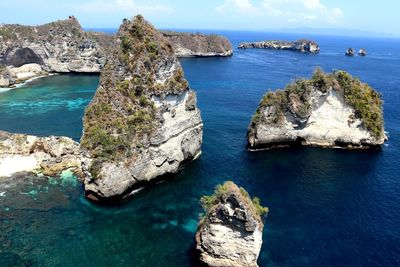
left=0, top=31, right=399, bottom=266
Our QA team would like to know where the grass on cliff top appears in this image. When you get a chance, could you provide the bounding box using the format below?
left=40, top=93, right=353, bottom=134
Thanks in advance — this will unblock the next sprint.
left=251, top=68, right=384, bottom=138
left=200, top=181, right=269, bottom=222
left=118, top=15, right=188, bottom=94
left=0, top=18, right=82, bottom=43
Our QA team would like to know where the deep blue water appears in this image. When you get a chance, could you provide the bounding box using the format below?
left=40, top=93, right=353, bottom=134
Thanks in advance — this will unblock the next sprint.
left=1, top=32, right=400, bottom=267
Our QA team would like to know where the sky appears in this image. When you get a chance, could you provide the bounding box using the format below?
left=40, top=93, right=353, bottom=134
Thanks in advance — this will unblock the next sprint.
left=0, top=0, right=398, bottom=36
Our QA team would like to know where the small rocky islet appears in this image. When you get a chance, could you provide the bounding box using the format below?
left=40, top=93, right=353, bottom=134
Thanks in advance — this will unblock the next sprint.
left=196, top=181, right=268, bottom=267
left=238, top=39, right=320, bottom=53
left=247, top=68, right=386, bottom=150
left=81, top=16, right=204, bottom=202
left=0, top=14, right=388, bottom=267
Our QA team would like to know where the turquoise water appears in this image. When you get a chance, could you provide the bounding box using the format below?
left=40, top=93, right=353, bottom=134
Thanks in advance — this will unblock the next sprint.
left=0, top=74, right=99, bottom=140
left=1, top=32, right=400, bottom=266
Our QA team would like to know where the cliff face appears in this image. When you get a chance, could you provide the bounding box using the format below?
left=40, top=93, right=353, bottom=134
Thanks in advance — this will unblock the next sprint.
left=238, top=39, right=320, bottom=54
left=0, top=16, right=111, bottom=86
left=196, top=181, right=267, bottom=267
left=162, top=31, right=233, bottom=57
left=81, top=16, right=203, bottom=202
left=248, top=69, right=387, bottom=149
left=0, top=131, right=87, bottom=178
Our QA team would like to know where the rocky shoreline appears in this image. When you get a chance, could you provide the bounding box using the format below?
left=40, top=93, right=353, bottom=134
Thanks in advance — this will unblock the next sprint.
left=238, top=39, right=320, bottom=54
left=0, top=131, right=89, bottom=179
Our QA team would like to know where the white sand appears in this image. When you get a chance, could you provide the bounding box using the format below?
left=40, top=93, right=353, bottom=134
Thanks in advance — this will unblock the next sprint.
left=0, top=155, right=39, bottom=177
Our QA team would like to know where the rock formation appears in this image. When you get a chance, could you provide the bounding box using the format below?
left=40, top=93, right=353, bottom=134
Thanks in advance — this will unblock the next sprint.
left=196, top=181, right=268, bottom=267
left=358, top=48, right=367, bottom=56
left=238, top=39, right=320, bottom=54
left=0, top=16, right=112, bottom=87
left=247, top=69, right=387, bottom=149
left=0, top=131, right=88, bottom=178
left=162, top=31, right=233, bottom=57
left=81, top=16, right=203, bottom=202
left=345, top=48, right=355, bottom=56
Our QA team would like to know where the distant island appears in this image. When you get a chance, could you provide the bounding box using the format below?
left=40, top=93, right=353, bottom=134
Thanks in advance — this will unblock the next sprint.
left=238, top=39, right=320, bottom=54
left=162, top=31, right=233, bottom=57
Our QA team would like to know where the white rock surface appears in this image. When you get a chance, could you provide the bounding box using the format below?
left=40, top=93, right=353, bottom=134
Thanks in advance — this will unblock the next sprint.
left=196, top=182, right=264, bottom=267
left=84, top=90, right=203, bottom=199
left=0, top=155, right=39, bottom=177
left=8, top=63, right=44, bottom=81
left=248, top=78, right=386, bottom=149
left=0, top=131, right=87, bottom=179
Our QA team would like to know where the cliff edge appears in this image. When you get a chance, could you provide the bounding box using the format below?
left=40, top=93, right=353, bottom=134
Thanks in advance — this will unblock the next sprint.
left=0, top=16, right=112, bottom=87
left=81, top=16, right=203, bottom=202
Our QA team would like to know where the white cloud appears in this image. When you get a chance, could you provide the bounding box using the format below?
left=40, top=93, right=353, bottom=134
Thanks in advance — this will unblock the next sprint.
left=216, top=0, right=261, bottom=15
left=303, top=0, right=327, bottom=11
left=78, top=0, right=173, bottom=16
left=262, top=1, right=284, bottom=16
left=216, top=0, right=343, bottom=25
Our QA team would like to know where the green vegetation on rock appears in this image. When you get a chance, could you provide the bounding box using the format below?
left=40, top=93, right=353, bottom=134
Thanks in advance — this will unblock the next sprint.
left=250, top=68, right=384, bottom=138
left=200, top=181, right=269, bottom=219
left=81, top=15, right=191, bottom=162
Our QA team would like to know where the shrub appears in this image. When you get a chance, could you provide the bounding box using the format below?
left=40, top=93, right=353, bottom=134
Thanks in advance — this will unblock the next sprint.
left=334, top=70, right=384, bottom=138
left=200, top=181, right=268, bottom=219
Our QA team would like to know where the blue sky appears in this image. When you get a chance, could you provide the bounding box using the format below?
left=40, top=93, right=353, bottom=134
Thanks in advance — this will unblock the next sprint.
left=0, top=0, right=398, bottom=35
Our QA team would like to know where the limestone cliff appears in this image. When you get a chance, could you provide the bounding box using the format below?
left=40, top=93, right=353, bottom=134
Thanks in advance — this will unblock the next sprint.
left=238, top=39, right=320, bottom=54
left=196, top=181, right=268, bottom=267
left=0, top=16, right=111, bottom=86
left=162, top=31, right=233, bottom=57
left=81, top=16, right=203, bottom=202
left=248, top=69, right=387, bottom=149
left=0, top=131, right=87, bottom=178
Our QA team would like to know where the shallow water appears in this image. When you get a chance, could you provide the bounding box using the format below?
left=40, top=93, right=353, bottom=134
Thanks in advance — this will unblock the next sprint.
left=1, top=32, right=400, bottom=266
